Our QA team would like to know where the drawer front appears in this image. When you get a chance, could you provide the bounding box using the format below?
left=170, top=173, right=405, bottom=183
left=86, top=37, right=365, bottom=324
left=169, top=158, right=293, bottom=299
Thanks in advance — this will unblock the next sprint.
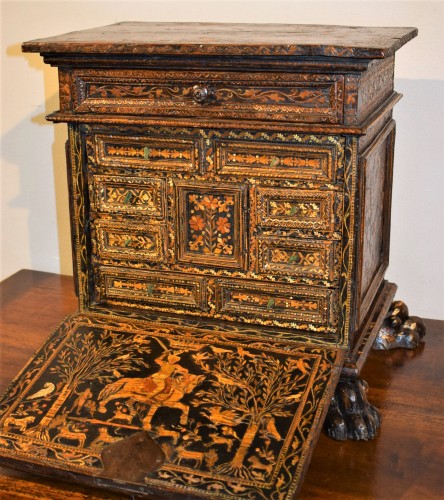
left=215, top=280, right=337, bottom=327
left=215, top=140, right=338, bottom=182
left=97, top=267, right=207, bottom=311
left=257, top=237, right=339, bottom=282
left=90, top=175, right=165, bottom=217
left=256, top=187, right=342, bottom=233
left=92, top=219, right=166, bottom=263
left=94, top=134, right=201, bottom=172
left=74, top=70, right=344, bottom=123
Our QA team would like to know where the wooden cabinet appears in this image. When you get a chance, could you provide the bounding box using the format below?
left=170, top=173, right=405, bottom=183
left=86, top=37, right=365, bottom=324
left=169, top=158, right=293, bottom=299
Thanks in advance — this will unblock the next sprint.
left=0, top=23, right=417, bottom=498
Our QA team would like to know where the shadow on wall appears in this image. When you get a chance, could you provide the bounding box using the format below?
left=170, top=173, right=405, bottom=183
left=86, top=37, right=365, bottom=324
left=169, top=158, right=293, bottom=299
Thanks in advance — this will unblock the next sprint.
left=2, top=43, right=73, bottom=277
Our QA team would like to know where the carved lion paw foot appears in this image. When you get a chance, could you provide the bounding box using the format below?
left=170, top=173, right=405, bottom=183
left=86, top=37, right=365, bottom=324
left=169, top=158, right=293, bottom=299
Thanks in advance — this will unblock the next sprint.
left=373, top=300, right=426, bottom=350
left=324, top=378, right=381, bottom=441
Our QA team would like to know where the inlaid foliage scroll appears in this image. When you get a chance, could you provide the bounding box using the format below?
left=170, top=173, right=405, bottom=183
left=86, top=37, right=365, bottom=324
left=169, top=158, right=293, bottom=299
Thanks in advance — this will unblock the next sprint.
left=73, top=69, right=344, bottom=123
left=0, top=313, right=343, bottom=499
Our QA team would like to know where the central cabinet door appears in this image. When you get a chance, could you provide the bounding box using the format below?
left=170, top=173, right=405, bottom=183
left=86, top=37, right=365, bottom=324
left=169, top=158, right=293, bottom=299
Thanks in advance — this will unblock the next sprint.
left=85, top=125, right=344, bottom=336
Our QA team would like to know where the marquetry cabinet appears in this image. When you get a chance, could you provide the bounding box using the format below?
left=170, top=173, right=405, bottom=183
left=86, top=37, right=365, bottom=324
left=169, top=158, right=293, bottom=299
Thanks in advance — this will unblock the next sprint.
left=0, top=23, right=417, bottom=499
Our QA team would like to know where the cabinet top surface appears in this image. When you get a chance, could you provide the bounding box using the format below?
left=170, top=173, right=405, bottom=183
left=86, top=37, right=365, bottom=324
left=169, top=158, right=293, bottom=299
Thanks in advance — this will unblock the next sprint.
left=22, top=22, right=417, bottom=59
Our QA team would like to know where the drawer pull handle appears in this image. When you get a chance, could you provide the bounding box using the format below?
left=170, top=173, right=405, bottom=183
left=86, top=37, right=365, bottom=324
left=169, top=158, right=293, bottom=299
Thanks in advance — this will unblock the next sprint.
left=192, top=85, right=213, bottom=104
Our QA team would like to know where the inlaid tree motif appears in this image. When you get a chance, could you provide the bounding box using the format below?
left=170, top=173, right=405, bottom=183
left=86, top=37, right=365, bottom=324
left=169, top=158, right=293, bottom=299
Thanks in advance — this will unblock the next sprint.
left=192, top=348, right=313, bottom=479
left=187, top=193, right=234, bottom=256
left=27, top=330, right=150, bottom=439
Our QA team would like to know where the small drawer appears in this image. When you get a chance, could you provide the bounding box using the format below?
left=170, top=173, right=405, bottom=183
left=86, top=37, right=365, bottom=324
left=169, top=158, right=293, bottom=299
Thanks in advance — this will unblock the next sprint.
left=255, top=187, right=342, bottom=234
left=215, top=140, right=339, bottom=182
left=94, top=134, right=201, bottom=172
left=92, top=219, right=166, bottom=263
left=90, top=175, right=165, bottom=217
left=258, top=237, right=339, bottom=282
left=73, top=70, right=344, bottom=124
left=215, top=280, right=337, bottom=327
left=97, top=267, right=207, bottom=312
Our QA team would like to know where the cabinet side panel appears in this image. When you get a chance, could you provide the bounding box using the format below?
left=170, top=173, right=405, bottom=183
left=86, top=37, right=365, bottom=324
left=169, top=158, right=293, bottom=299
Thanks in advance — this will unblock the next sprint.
left=358, top=121, right=395, bottom=323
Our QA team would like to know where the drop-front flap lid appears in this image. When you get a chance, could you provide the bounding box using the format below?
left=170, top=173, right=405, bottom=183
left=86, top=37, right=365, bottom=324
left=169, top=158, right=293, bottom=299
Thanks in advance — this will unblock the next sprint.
left=0, top=312, right=344, bottom=499
left=22, top=22, right=417, bottom=59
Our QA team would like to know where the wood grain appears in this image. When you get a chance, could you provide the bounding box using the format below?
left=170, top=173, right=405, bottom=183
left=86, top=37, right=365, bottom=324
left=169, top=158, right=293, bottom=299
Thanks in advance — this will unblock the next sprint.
left=22, top=22, right=417, bottom=59
left=0, top=270, right=443, bottom=499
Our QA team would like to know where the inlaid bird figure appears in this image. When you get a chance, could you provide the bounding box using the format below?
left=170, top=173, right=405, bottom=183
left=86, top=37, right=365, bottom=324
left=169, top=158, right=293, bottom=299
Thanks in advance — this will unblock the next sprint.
left=27, top=382, right=55, bottom=400
left=210, top=346, right=232, bottom=355
left=213, top=373, right=238, bottom=386
left=237, top=347, right=257, bottom=359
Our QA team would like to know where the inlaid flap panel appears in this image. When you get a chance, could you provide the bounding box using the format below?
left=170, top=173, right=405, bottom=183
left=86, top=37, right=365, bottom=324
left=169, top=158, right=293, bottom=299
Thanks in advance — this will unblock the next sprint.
left=0, top=312, right=344, bottom=499
left=94, top=134, right=201, bottom=172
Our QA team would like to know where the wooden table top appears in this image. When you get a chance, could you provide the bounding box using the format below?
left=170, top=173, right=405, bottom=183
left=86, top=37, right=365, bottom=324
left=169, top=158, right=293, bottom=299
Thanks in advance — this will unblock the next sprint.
left=0, top=270, right=443, bottom=499
left=22, top=22, right=417, bottom=59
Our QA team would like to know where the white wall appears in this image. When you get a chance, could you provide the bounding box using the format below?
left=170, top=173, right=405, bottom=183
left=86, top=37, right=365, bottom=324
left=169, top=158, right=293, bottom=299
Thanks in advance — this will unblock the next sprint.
left=1, top=1, right=443, bottom=319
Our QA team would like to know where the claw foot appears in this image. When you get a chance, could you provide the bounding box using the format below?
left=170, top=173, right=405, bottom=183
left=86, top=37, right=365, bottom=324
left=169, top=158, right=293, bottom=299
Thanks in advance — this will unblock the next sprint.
left=325, top=378, right=380, bottom=441
left=373, top=300, right=426, bottom=350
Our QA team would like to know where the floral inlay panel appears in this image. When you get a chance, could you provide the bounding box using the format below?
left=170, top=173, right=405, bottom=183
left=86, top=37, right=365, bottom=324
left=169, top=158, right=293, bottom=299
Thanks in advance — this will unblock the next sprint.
left=176, top=183, right=246, bottom=269
left=187, top=193, right=235, bottom=257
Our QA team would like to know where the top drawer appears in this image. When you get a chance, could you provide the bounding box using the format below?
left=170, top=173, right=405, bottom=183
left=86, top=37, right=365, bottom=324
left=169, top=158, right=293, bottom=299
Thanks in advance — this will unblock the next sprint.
left=72, top=69, right=344, bottom=124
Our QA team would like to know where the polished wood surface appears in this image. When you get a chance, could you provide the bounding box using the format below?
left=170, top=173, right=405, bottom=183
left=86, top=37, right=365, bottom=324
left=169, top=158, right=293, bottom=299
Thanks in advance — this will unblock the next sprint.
left=0, top=270, right=443, bottom=499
